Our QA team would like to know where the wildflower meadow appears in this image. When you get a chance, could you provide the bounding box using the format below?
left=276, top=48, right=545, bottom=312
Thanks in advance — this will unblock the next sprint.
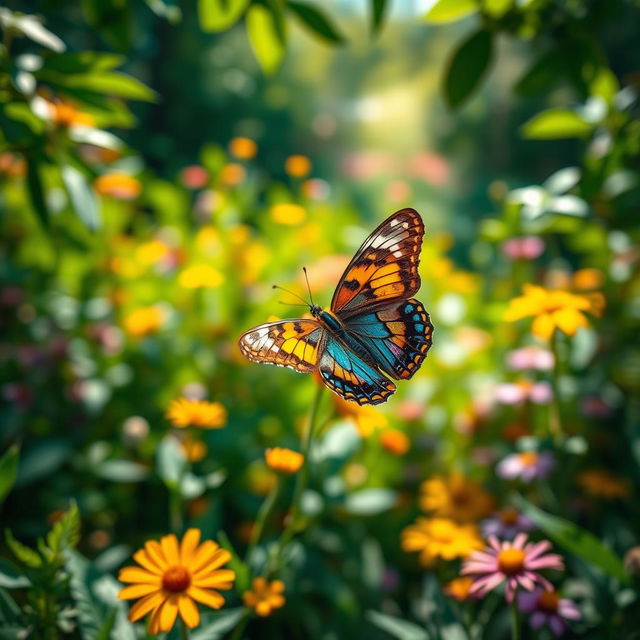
left=1, top=1, right=639, bottom=639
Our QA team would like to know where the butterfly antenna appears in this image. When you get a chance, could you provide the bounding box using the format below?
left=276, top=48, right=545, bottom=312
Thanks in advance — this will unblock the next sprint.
left=272, top=284, right=309, bottom=306
left=302, top=267, right=315, bottom=307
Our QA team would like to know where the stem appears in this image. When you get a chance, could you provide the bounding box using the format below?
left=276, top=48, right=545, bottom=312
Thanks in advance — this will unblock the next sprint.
left=510, top=598, right=521, bottom=640
left=169, top=486, right=183, bottom=534
left=229, top=610, right=251, bottom=640
left=548, top=331, right=565, bottom=441
left=273, top=384, right=324, bottom=566
left=246, top=477, right=282, bottom=568
left=179, top=618, right=190, bottom=640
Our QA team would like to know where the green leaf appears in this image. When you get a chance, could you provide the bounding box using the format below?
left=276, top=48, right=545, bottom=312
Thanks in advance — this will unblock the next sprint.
left=484, top=0, right=512, bottom=18
left=516, top=498, right=631, bottom=584
left=443, top=28, right=493, bottom=109
left=61, top=164, right=101, bottom=231
left=191, top=608, right=247, bottom=640
left=0, top=445, right=19, bottom=505
left=0, top=10, right=65, bottom=51
left=344, top=489, right=396, bottom=515
left=366, top=610, right=429, bottom=640
left=94, top=459, right=149, bottom=482
left=216, top=530, right=250, bottom=592
left=25, top=157, right=50, bottom=229
left=5, top=531, right=42, bottom=569
left=36, top=70, right=156, bottom=101
left=0, top=558, right=30, bottom=589
left=47, top=500, right=81, bottom=556
left=424, top=0, right=477, bottom=24
left=287, top=2, right=344, bottom=44
left=16, top=439, right=72, bottom=486
left=246, top=4, right=286, bottom=75
left=157, top=436, right=187, bottom=489
left=0, top=587, right=22, bottom=625
left=42, top=51, right=125, bottom=74
left=198, top=0, right=249, bottom=32
left=521, top=109, right=592, bottom=139
left=371, top=0, right=388, bottom=34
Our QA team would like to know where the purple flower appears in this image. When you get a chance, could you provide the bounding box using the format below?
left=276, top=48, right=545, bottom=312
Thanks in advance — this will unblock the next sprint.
left=481, top=508, right=535, bottom=540
left=497, top=451, right=555, bottom=482
left=518, top=587, right=581, bottom=636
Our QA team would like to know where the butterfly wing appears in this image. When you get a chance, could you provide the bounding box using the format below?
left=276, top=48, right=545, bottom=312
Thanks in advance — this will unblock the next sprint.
left=318, top=336, right=396, bottom=405
left=345, top=298, right=433, bottom=380
left=331, top=208, right=424, bottom=317
left=238, top=319, right=324, bottom=373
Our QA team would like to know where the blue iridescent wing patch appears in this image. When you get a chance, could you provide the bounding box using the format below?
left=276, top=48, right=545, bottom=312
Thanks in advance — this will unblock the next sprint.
left=318, top=336, right=396, bottom=405
left=345, top=298, right=433, bottom=380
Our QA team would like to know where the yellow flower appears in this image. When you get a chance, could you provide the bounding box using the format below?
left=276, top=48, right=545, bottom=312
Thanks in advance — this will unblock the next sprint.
left=420, top=473, right=494, bottom=523
left=219, top=163, right=246, bottom=186
left=195, top=227, right=220, bottom=253
left=94, top=173, right=142, bottom=199
left=229, top=137, right=257, bottom=160
left=265, top=447, right=304, bottom=474
left=123, top=307, right=164, bottom=337
left=380, top=429, right=410, bottom=456
left=166, top=398, right=227, bottom=429
left=332, top=395, right=388, bottom=437
left=443, top=576, right=475, bottom=602
left=48, top=100, right=95, bottom=127
left=118, top=529, right=235, bottom=634
left=504, top=284, right=604, bottom=340
left=178, top=264, right=224, bottom=289
left=136, top=240, right=170, bottom=266
left=242, top=577, right=285, bottom=617
left=181, top=439, right=207, bottom=463
left=577, top=469, right=630, bottom=500
left=270, top=203, right=306, bottom=225
left=284, top=154, right=311, bottom=177
left=401, top=517, right=484, bottom=566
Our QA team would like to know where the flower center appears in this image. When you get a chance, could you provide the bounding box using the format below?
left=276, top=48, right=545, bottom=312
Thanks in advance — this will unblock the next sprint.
left=518, top=451, right=538, bottom=467
left=499, top=508, right=519, bottom=526
left=537, top=591, right=560, bottom=613
left=162, top=566, right=191, bottom=592
left=497, top=548, right=526, bottom=575
left=450, top=490, right=470, bottom=507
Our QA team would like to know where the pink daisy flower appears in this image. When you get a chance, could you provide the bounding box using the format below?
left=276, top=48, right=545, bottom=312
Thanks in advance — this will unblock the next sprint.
left=496, top=450, right=555, bottom=482
left=518, top=587, right=581, bottom=636
left=461, top=534, right=564, bottom=602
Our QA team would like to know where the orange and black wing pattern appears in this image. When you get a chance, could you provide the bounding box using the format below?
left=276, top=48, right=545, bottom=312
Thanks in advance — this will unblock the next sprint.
left=331, top=208, right=424, bottom=318
left=238, top=319, right=324, bottom=374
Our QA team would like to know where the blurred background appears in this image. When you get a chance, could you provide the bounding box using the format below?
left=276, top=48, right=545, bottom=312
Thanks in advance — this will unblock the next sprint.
left=1, top=0, right=640, bottom=638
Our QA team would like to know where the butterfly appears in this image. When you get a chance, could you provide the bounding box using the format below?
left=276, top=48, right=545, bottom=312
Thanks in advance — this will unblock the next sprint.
left=238, top=208, right=433, bottom=405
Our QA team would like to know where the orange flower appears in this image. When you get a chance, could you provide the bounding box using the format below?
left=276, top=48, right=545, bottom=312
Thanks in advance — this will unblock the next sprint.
left=118, top=529, right=235, bottom=634
left=166, top=398, right=227, bottom=429
left=229, top=137, right=257, bottom=160
left=284, top=154, right=311, bottom=177
left=181, top=439, right=207, bottom=463
left=123, top=307, right=163, bottom=337
left=265, top=447, right=304, bottom=474
left=504, top=284, right=604, bottom=340
left=270, top=203, right=306, bottom=225
left=332, top=395, right=387, bottom=437
left=0, top=152, right=26, bottom=177
left=94, top=173, right=142, bottom=199
left=219, top=163, right=246, bottom=186
left=48, top=100, right=95, bottom=127
left=242, top=577, right=285, bottom=617
left=380, top=429, right=410, bottom=455
left=443, top=576, right=475, bottom=602
left=577, top=469, right=630, bottom=500
left=420, top=472, right=494, bottom=523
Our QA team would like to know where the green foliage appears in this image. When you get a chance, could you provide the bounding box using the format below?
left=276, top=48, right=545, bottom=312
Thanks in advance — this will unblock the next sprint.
left=0, top=446, right=19, bottom=505
left=424, top=0, right=478, bottom=24
left=246, top=4, right=287, bottom=74
left=287, top=2, right=344, bottom=44
left=521, top=109, right=593, bottom=139
left=366, top=610, right=429, bottom=639
left=199, top=0, right=250, bottom=32
left=370, top=0, right=389, bottom=35
left=443, top=28, right=493, bottom=108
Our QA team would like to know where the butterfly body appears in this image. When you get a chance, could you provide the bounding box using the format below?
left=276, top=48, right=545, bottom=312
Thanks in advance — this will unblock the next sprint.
left=239, top=209, right=434, bottom=405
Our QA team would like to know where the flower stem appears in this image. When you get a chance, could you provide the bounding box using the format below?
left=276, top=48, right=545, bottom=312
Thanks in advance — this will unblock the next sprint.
left=548, top=331, right=565, bottom=441
left=180, top=618, right=190, bottom=640
left=229, top=610, right=251, bottom=640
left=246, top=477, right=281, bottom=568
left=273, top=384, right=324, bottom=567
left=510, top=598, right=521, bottom=640
left=169, top=486, right=183, bottom=534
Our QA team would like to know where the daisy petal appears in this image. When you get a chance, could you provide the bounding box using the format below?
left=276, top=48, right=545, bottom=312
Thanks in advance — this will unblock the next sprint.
left=145, top=540, right=168, bottom=570
left=119, top=567, right=161, bottom=584
left=119, top=583, right=160, bottom=600
left=128, top=592, right=164, bottom=622
left=159, top=595, right=179, bottom=633
left=178, top=594, right=200, bottom=629
left=192, top=569, right=236, bottom=589
left=180, top=528, right=201, bottom=566
left=160, top=534, right=180, bottom=566
left=188, top=586, right=225, bottom=610
left=193, top=548, right=232, bottom=575
left=133, top=549, right=162, bottom=574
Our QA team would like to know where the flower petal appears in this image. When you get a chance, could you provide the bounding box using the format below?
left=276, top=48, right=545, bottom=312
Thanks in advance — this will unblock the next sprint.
left=187, top=586, right=225, bottom=610
left=119, top=567, right=161, bottom=584
left=192, top=569, right=236, bottom=589
left=128, top=592, right=164, bottom=622
left=178, top=595, right=200, bottom=629
left=133, top=549, right=163, bottom=575
left=180, top=528, right=201, bottom=566
left=159, top=595, right=179, bottom=632
left=145, top=540, right=169, bottom=570
left=160, top=534, right=180, bottom=566
left=192, top=547, right=232, bottom=576
left=119, top=583, right=160, bottom=600
left=532, top=313, right=555, bottom=340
